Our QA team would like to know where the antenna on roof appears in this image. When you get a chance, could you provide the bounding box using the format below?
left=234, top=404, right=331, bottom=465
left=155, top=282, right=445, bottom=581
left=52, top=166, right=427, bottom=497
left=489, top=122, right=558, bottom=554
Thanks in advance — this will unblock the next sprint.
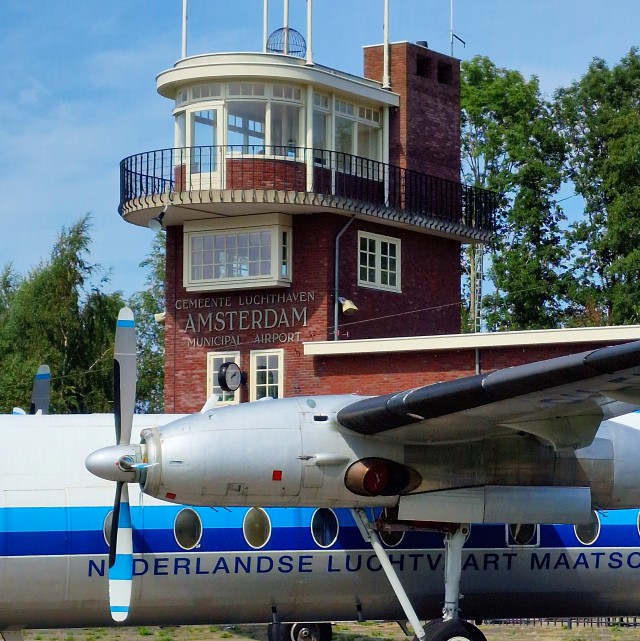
left=383, top=0, right=390, bottom=89
left=449, top=0, right=466, bottom=57
left=182, top=0, right=188, bottom=58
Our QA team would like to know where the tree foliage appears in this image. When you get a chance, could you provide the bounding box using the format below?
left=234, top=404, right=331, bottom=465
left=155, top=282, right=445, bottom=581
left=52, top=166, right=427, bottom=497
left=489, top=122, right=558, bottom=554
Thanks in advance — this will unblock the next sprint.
left=0, top=215, right=165, bottom=415
left=461, top=56, right=567, bottom=331
left=129, top=232, right=165, bottom=413
left=0, top=215, right=125, bottom=413
left=555, top=48, right=640, bottom=325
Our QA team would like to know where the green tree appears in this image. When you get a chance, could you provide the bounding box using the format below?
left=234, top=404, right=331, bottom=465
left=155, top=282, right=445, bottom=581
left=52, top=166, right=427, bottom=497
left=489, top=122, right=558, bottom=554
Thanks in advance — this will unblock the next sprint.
left=0, top=215, right=124, bottom=413
left=555, top=48, right=640, bottom=325
left=461, top=56, right=567, bottom=331
left=129, top=232, right=165, bottom=412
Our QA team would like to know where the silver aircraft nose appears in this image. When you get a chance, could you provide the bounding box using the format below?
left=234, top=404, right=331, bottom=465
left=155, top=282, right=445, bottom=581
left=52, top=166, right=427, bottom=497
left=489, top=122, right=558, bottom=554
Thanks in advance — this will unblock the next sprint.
left=85, top=444, right=142, bottom=483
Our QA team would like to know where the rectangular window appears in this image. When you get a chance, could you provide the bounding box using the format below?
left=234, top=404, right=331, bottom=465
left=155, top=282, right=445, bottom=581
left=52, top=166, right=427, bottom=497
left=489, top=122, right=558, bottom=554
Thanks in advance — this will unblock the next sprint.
left=228, top=83, right=265, bottom=97
left=206, top=352, right=241, bottom=406
left=184, top=215, right=292, bottom=291
left=335, top=99, right=355, bottom=116
left=192, top=83, right=222, bottom=100
left=313, top=110, right=330, bottom=165
left=358, top=106, right=380, bottom=124
left=272, top=84, right=302, bottom=101
left=314, top=93, right=329, bottom=110
left=357, top=123, right=380, bottom=161
left=192, top=109, right=218, bottom=172
left=358, top=231, right=401, bottom=292
left=250, top=349, right=284, bottom=401
left=335, top=116, right=355, bottom=172
left=175, top=88, right=189, bottom=106
left=192, top=230, right=270, bottom=280
left=227, top=101, right=266, bottom=153
left=270, top=102, right=301, bottom=156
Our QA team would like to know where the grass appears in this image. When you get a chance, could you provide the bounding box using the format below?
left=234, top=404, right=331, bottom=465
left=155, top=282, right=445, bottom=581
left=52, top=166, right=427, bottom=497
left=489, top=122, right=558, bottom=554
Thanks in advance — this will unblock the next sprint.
left=20, top=621, right=640, bottom=641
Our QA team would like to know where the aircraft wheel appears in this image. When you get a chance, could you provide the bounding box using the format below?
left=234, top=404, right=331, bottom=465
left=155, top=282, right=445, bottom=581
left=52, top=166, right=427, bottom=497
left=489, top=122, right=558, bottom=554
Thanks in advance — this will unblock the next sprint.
left=419, top=620, right=486, bottom=641
left=271, top=623, right=331, bottom=641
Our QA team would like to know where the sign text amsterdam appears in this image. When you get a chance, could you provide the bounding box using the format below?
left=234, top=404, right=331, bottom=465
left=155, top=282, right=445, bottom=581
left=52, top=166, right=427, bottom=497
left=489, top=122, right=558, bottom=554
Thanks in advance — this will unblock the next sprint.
left=177, top=291, right=316, bottom=347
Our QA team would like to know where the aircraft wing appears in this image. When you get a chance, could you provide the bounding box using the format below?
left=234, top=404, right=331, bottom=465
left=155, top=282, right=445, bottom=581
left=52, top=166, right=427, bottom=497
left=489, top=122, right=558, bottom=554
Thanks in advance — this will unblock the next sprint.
left=336, top=340, right=640, bottom=449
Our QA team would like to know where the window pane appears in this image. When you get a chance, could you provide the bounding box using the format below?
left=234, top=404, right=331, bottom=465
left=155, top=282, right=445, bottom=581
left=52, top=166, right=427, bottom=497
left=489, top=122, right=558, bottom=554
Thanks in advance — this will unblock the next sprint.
left=357, top=122, right=380, bottom=161
left=358, top=233, right=400, bottom=290
left=271, top=103, right=300, bottom=156
left=192, top=229, right=277, bottom=283
left=227, top=102, right=266, bottom=153
left=210, top=355, right=239, bottom=403
left=313, top=110, right=328, bottom=149
left=192, top=110, right=217, bottom=171
left=335, top=117, right=354, bottom=155
left=254, top=352, right=281, bottom=400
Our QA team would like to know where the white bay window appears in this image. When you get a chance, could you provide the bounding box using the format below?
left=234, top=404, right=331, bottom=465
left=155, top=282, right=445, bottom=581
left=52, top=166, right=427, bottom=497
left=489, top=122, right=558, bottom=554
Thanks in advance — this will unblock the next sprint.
left=184, top=214, right=292, bottom=292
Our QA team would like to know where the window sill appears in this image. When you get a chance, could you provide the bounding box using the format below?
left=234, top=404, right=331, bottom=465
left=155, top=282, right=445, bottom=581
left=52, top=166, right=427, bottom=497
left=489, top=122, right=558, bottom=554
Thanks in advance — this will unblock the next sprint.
left=186, top=278, right=292, bottom=293
left=357, top=281, right=402, bottom=294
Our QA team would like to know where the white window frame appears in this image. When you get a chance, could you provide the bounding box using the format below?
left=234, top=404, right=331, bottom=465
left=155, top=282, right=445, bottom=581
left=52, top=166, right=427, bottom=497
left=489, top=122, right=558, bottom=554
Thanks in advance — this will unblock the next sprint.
left=250, top=349, right=284, bottom=401
left=183, top=214, right=292, bottom=292
left=357, top=231, right=401, bottom=293
left=206, top=351, right=241, bottom=406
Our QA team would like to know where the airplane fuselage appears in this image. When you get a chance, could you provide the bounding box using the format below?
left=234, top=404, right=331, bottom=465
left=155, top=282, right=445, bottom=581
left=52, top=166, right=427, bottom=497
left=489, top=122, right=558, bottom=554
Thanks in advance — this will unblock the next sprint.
left=2, top=413, right=640, bottom=629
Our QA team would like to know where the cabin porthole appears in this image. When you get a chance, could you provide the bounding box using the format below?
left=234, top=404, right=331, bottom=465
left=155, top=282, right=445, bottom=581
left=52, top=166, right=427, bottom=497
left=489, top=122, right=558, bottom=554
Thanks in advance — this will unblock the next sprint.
left=311, top=508, right=339, bottom=548
left=507, top=523, right=537, bottom=546
left=379, top=527, right=404, bottom=548
left=243, top=507, right=271, bottom=549
left=102, top=510, right=113, bottom=547
left=174, top=508, right=203, bottom=550
left=574, top=511, right=601, bottom=546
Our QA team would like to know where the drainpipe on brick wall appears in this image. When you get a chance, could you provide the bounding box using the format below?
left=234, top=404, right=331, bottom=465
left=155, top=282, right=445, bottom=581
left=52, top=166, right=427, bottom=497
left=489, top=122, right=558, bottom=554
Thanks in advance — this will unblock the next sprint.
left=334, top=216, right=356, bottom=340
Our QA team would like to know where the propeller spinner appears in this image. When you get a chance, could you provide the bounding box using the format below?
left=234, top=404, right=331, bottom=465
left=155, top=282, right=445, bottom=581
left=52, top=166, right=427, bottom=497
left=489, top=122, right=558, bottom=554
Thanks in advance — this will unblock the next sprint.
left=85, top=307, right=138, bottom=622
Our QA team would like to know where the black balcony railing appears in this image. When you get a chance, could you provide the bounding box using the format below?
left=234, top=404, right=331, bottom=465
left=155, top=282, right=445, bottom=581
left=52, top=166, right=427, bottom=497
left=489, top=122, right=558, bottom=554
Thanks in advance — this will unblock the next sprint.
left=119, top=146, right=497, bottom=234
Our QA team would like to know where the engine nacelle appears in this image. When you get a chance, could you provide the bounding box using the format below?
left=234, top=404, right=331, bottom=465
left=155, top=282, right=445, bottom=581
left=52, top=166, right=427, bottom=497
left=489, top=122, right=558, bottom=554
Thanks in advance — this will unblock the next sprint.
left=138, top=395, right=405, bottom=508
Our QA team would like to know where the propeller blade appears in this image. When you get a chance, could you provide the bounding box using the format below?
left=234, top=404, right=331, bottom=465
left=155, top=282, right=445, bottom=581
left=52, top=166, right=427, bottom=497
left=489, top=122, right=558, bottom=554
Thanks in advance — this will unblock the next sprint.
left=29, top=364, right=51, bottom=415
left=108, top=482, right=133, bottom=622
left=114, top=307, right=136, bottom=446
left=107, top=307, right=137, bottom=622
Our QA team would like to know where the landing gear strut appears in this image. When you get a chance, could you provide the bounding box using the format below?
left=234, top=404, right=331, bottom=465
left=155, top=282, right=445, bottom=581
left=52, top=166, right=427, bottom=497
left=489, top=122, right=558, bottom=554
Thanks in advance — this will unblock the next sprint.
left=351, top=509, right=485, bottom=641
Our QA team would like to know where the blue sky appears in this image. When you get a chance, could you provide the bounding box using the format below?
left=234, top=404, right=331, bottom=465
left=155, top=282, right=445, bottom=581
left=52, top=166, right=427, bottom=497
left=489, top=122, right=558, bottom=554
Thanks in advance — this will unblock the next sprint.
left=0, top=0, right=637, bottom=298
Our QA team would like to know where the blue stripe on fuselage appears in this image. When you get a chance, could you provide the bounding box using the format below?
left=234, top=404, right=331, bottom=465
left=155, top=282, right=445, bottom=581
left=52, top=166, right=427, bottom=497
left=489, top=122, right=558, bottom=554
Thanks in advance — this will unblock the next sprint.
left=1, top=506, right=639, bottom=558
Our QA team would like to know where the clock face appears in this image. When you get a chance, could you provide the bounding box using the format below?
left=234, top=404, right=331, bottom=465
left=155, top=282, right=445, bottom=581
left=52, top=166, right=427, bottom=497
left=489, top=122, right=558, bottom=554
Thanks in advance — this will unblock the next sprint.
left=218, top=362, right=242, bottom=392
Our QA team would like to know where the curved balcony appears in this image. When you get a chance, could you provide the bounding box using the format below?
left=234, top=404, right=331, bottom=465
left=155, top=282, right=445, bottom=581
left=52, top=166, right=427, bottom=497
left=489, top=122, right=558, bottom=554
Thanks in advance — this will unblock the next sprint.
left=119, top=146, right=497, bottom=242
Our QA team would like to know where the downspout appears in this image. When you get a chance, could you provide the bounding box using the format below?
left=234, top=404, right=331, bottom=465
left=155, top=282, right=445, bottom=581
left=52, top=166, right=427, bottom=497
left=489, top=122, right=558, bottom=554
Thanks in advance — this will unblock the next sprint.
left=334, top=216, right=356, bottom=340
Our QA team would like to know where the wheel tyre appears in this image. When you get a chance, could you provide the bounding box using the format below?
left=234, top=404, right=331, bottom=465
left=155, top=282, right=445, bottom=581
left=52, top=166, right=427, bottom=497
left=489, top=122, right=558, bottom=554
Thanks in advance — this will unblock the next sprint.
left=422, top=620, right=485, bottom=641
left=289, top=623, right=332, bottom=641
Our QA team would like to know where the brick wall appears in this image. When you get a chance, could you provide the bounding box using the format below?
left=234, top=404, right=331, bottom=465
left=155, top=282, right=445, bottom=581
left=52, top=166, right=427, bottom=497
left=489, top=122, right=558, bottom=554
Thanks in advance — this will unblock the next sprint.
left=306, top=342, right=624, bottom=397
left=364, top=42, right=461, bottom=182
left=164, top=212, right=462, bottom=412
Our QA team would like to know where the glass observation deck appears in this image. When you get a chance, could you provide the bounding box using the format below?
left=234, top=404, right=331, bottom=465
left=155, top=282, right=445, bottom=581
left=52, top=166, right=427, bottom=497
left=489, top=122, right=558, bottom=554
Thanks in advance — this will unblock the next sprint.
left=119, top=145, right=497, bottom=242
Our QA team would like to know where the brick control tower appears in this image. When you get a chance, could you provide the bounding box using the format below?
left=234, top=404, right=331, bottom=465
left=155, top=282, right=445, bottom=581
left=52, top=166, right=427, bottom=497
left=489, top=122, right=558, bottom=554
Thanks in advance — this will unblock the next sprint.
left=116, top=2, right=497, bottom=412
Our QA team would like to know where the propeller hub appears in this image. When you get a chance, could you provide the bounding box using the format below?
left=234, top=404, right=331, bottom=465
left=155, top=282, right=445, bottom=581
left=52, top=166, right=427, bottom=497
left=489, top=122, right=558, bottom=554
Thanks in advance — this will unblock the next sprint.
left=86, top=444, right=143, bottom=483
